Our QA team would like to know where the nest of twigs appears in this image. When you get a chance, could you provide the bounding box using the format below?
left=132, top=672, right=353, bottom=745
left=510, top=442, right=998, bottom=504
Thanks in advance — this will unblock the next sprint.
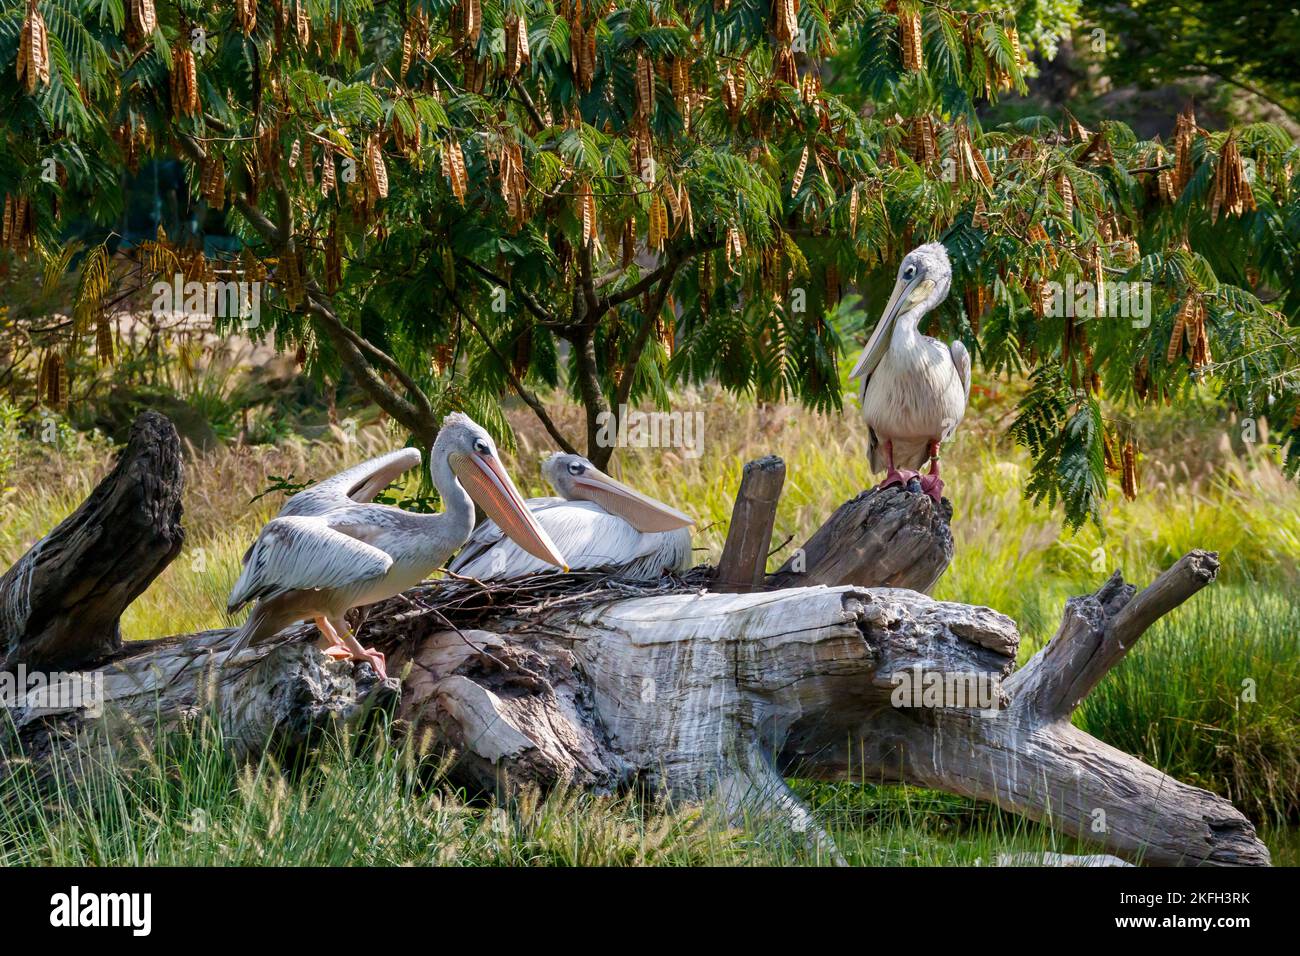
left=360, top=567, right=716, bottom=653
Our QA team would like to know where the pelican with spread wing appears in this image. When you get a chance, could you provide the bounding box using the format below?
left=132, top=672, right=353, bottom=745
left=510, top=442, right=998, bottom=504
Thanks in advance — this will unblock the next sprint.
left=225, top=413, right=567, bottom=677
left=850, top=242, right=970, bottom=502
left=450, top=452, right=693, bottom=581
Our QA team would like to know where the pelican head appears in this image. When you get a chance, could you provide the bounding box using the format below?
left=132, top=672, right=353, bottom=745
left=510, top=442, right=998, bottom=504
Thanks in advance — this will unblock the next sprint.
left=542, top=453, right=694, bottom=534
left=436, top=413, right=568, bottom=570
left=890, top=242, right=952, bottom=322
left=849, top=242, right=953, bottom=380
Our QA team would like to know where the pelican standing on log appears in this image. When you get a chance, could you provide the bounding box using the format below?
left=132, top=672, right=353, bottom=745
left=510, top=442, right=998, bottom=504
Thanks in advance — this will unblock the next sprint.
left=450, top=452, right=693, bottom=581
left=225, top=413, right=567, bottom=677
left=850, top=242, right=970, bottom=502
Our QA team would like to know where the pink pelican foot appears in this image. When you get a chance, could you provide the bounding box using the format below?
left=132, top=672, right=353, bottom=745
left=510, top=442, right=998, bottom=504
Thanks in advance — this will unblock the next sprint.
left=918, top=441, right=945, bottom=503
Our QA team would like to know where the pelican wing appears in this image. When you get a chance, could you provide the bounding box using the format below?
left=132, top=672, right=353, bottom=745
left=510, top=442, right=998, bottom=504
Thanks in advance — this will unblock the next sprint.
left=278, top=448, right=423, bottom=518
left=228, top=515, right=393, bottom=613
left=450, top=501, right=688, bottom=580
left=950, top=340, right=971, bottom=403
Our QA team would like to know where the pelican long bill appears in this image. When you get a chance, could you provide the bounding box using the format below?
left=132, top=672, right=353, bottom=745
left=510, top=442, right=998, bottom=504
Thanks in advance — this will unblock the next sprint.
left=849, top=272, right=932, bottom=380
left=569, top=468, right=694, bottom=534
left=453, top=452, right=569, bottom=570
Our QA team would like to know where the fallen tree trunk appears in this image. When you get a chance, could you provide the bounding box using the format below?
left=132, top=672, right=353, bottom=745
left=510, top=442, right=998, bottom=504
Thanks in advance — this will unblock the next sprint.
left=0, top=420, right=1271, bottom=866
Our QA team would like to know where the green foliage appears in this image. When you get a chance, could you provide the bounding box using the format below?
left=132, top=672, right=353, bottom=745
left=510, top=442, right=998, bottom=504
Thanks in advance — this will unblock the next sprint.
left=0, top=0, right=1298, bottom=525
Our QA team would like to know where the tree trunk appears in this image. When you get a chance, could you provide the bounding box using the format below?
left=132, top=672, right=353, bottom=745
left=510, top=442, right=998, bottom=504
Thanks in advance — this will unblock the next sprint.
left=0, top=411, right=185, bottom=671
left=0, top=426, right=1271, bottom=867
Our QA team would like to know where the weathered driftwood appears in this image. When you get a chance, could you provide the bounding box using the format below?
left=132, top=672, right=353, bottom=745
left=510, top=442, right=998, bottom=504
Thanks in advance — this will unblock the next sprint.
left=0, top=412, right=185, bottom=671
left=715, top=455, right=785, bottom=593
left=767, top=485, right=953, bottom=593
left=0, top=425, right=1271, bottom=867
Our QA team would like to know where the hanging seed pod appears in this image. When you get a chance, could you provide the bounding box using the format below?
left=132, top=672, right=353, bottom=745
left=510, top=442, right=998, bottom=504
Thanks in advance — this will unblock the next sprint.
left=171, top=40, right=200, bottom=117
left=1209, top=133, right=1256, bottom=222
left=400, top=28, right=414, bottom=76
left=235, top=0, right=256, bottom=35
left=1289, top=406, right=1300, bottom=431
left=664, top=177, right=682, bottom=222
left=131, top=0, right=157, bottom=35
left=366, top=136, right=388, bottom=199
left=1058, top=172, right=1074, bottom=218
left=319, top=147, right=337, bottom=197
left=442, top=140, right=468, bottom=203
left=280, top=244, right=305, bottom=309
left=671, top=57, right=691, bottom=105
left=1173, top=106, right=1196, bottom=194
left=636, top=53, right=655, bottom=120
left=621, top=218, right=635, bottom=268
left=1007, top=25, right=1024, bottom=69
left=1167, top=295, right=1193, bottom=363
left=774, top=0, right=799, bottom=48
left=791, top=145, right=809, bottom=196
left=578, top=179, right=596, bottom=247
left=96, top=314, right=114, bottom=366
left=505, top=15, right=530, bottom=76
left=294, top=0, right=310, bottom=46
left=331, top=14, right=343, bottom=56
left=657, top=312, right=675, bottom=358
left=40, top=352, right=65, bottom=408
left=1103, top=431, right=1117, bottom=472
left=288, top=138, right=302, bottom=169
left=201, top=153, right=226, bottom=207
left=463, top=0, right=482, bottom=47
left=899, top=7, right=923, bottom=71
left=648, top=194, right=667, bottom=251
left=17, top=0, right=50, bottom=94
left=1121, top=440, right=1138, bottom=501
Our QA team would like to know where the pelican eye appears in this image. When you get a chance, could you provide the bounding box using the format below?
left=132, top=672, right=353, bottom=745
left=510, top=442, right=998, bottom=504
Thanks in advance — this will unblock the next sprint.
left=473, top=438, right=492, bottom=456
left=567, top=461, right=587, bottom=476
left=903, top=264, right=917, bottom=281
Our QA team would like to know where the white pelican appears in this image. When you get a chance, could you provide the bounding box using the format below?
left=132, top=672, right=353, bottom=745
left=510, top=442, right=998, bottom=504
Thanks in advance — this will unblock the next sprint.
left=449, top=452, right=693, bottom=581
left=225, top=413, right=567, bottom=677
left=850, top=242, right=970, bottom=501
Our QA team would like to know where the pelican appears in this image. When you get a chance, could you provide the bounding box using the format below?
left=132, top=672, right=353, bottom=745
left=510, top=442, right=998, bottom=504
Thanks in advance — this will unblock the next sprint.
left=225, top=413, right=567, bottom=677
left=449, top=452, right=693, bottom=581
left=849, top=242, right=970, bottom=501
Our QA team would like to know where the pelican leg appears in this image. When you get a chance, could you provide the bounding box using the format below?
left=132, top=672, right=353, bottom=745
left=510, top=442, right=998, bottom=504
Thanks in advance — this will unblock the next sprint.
left=878, top=439, right=907, bottom=489
left=317, top=615, right=387, bottom=679
left=919, top=441, right=944, bottom=502
left=315, top=616, right=351, bottom=660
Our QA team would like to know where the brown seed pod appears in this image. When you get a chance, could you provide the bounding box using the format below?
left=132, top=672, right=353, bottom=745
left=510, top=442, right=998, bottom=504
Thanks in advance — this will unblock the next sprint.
left=505, top=15, right=530, bottom=76
left=96, top=314, right=114, bottom=366
left=1173, top=106, right=1196, bottom=194
left=1167, top=295, right=1193, bottom=364
left=319, top=147, right=337, bottom=197
left=235, top=0, right=256, bottom=36
left=578, top=179, right=596, bottom=247
left=442, top=140, right=468, bottom=203
left=899, top=8, right=923, bottom=72
left=366, top=136, right=388, bottom=199
left=201, top=153, right=226, bottom=207
left=635, top=53, right=655, bottom=120
left=1121, top=440, right=1137, bottom=501
left=171, top=41, right=200, bottom=117
left=648, top=194, right=667, bottom=251
left=774, top=0, right=799, bottom=48
left=791, top=145, right=809, bottom=196
left=17, top=0, right=50, bottom=94
left=1209, top=133, right=1256, bottom=222
left=132, top=0, right=157, bottom=35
